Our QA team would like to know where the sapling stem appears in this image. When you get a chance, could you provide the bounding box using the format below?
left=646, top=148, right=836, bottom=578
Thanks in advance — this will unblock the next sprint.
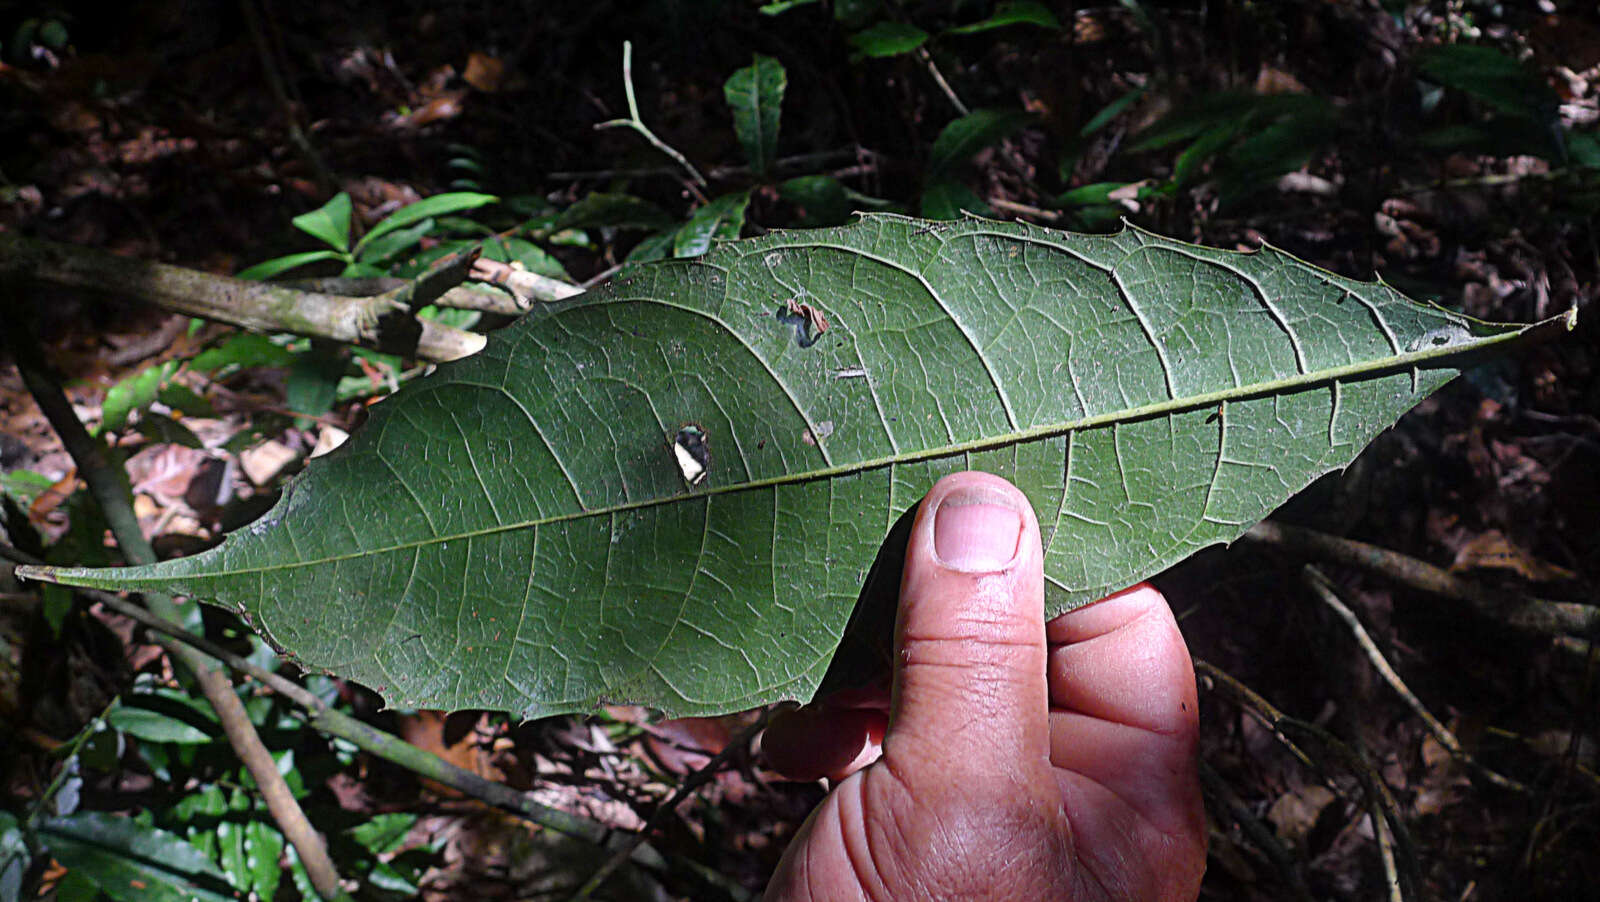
left=596, top=41, right=709, bottom=188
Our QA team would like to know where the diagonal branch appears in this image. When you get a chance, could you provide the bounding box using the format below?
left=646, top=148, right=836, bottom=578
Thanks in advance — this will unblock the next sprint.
left=1301, top=566, right=1528, bottom=793
left=1245, top=519, right=1597, bottom=637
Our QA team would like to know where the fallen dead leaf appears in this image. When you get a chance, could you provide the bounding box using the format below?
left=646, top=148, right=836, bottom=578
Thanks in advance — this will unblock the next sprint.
left=462, top=52, right=505, bottom=93
left=239, top=439, right=297, bottom=485
left=1452, top=529, right=1576, bottom=582
left=1266, top=783, right=1337, bottom=848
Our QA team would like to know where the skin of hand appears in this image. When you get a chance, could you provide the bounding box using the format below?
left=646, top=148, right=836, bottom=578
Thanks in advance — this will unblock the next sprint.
left=761, top=471, right=1206, bottom=901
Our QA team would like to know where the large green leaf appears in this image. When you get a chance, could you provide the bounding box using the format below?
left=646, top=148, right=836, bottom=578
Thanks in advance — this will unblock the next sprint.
left=19, top=215, right=1566, bottom=719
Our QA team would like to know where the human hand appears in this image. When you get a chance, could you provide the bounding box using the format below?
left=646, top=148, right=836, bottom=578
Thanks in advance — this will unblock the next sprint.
left=761, top=471, right=1206, bottom=900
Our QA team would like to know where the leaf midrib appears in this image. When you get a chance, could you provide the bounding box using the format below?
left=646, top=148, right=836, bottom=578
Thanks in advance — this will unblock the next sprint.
left=99, top=333, right=1513, bottom=582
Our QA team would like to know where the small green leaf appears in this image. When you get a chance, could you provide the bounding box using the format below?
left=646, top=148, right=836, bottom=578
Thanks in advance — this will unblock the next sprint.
left=155, top=382, right=214, bottom=420
left=41, top=583, right=73, bottom=637
left=357, top=192, right=498, bottom=256
left=833, top=0, right=880, bottom=27
left=292, top=193, right=353, bottom=253
left=928, top=108, right=1033, bottom=177
left=724, top=55, right=787, bottom=177
left=339, top=260, right=388, bottom=279
left=347, top=813, right=417, bottom=856
left=673, top=191, right=751, bottom=258
left=286, top=346, right=348, bottom=420
left=1079, top=86, right=1145, bottom=137
left=624, top=230, right=676, bottom=266
left=779, top=175, right=852, bottom=226
left=1129, top=92, right=1322, bottom=153
left=1568, top=129, right=1600, bottom=169
left=920, top=178, right=990, bottom=219
left=1417, top=44, right=1561, bottom=120
left=100, top=360, right=182, bottom=433
left=215, top=820, right=247, bottom=892
left=133, top=413, right=204, bottom=450
left=944, top=1, right=1060, bottom=35
left=107, top=705, right=215, bottom=745
left=484, top=237, right=570, bottom=279
left=190, top=334, right=297, bottom=374
left=242, top=821, right=283, bottom=900
left=39, top=812, right=231, bottom=902
left=356, top=218, right=435, bottom=265
left=759, top=0, right=819, bottom=13
left=110, top=689, right=220, bottom=745
left=172, top=783, right=228, bottom=824
left=236, top=249, right=346, bottom=281
left=368, top=859, right=423, bottom=893
left=1172, top=123, right=1239, bottom=186
left=1058, top=181, right=1131, bottom=206
left=849, top=21, right=928, bottom=58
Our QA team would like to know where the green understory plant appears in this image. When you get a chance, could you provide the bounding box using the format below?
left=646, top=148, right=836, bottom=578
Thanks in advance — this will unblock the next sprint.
left=237, top=191, right=498, bottom=281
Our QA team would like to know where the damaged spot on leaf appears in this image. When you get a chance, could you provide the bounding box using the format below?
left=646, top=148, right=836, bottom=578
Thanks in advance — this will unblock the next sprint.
left=777, top=298, right=829, bottom=348
left=1405, top=323, right=1473, bottom=352
left=801, top=420, right=835, bottom=446
left=672, top=424, right=711, bottom=486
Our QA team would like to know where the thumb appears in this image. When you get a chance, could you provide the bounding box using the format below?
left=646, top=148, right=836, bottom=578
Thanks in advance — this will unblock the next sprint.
left=884, top=471, right=1049, bottom=777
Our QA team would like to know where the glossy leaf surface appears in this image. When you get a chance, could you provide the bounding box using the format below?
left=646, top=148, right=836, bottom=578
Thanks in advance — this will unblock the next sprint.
left=23, top=215, right=1563, bottom=718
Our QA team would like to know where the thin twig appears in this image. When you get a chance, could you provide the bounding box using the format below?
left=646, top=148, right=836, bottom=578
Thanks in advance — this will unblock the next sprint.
left=595, top=42, right=707, bottom=188
left=990, top=197, right=1063, bottom=221
left=549, top=146, right=878, bottom=182
left=1245, top=520, right=1598, bottom=637
left=581, top=262, right=626, bottom=291
left=1373, top=800, right=1403, bottom=902
left=569, top=711, right=775, bottom=900
left=1302, top=566, right=1528, bottom=793
left=1197, top=659, right=1424, bottom=899
left=1198, top=760, right=1317, bottom=902
left=4, top=308, right=346, bottom=899
left=915, top=46, right=970, bottom=116
left=1394, top=166, right=1572, bottom=196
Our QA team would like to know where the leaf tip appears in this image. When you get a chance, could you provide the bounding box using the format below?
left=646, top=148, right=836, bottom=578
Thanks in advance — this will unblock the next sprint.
left=12, top=564, right=58, bottom=584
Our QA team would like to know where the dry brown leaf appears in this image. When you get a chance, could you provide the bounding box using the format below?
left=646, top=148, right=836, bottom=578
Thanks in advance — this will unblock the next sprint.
left=239, top=439, right=297, bottom=486
left=1451, top=529, right=1575, bottom=583
left=462, top=52, right=506, bottom=93
left=1266, top=784, right=1337, bottom=848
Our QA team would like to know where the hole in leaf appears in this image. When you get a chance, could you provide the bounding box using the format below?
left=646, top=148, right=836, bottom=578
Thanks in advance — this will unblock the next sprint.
left=673, top=424, right=710, bottom=485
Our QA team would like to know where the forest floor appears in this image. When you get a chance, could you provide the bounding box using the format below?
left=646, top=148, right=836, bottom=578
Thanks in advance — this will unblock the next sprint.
left=2, top=1, right=1597, bottom=899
